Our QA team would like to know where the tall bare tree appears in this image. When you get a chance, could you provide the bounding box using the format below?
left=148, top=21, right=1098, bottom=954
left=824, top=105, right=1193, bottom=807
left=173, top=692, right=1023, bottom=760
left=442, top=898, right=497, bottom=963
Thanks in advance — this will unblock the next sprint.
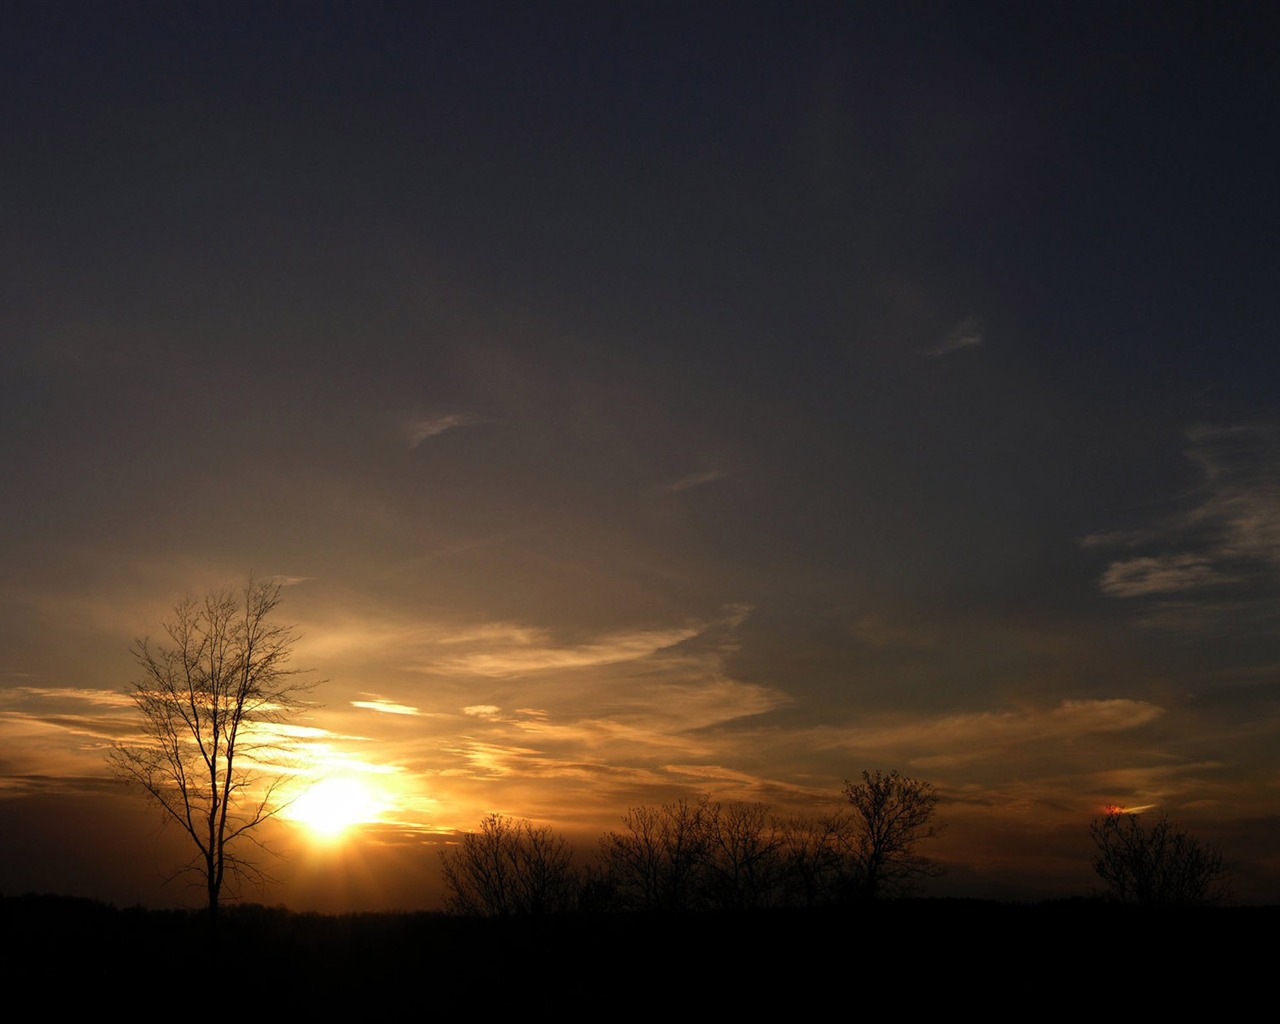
left=842, top=769, right=942, bottom=899
left=109, top=578, right=315, bottom=918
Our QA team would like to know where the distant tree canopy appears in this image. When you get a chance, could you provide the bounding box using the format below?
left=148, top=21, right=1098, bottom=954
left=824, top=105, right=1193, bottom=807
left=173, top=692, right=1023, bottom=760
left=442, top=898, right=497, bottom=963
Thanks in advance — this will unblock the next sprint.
left=435, top=771, right=946, bottom=917
left=1091, top=806, right=1230, bottom=907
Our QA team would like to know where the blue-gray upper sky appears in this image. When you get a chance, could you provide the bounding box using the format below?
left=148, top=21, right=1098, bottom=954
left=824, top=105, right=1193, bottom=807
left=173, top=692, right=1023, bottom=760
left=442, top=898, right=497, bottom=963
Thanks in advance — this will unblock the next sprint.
left=3, top=2, right=1279, bottom=909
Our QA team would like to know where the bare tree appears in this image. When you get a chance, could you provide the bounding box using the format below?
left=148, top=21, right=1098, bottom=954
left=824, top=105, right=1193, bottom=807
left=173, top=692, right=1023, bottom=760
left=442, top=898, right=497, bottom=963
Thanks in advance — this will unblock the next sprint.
left=1091, top=806, right=1230, bottom=906
left=440, top=813, right=578, bottom=916
left=597, top=803, right=666, bottom=911
left=599, top=797, right=801, bottom=911
left=700, top=799, right=789, bottom=910
left=595, top=784, right=943, bottom=911
left=108, top=578, right=314, bottom=918
left=598, top=797, right=713, bottom=911
left=842, top=769, right=942, bottom=899
left=778, top=810, right=862, bottom=908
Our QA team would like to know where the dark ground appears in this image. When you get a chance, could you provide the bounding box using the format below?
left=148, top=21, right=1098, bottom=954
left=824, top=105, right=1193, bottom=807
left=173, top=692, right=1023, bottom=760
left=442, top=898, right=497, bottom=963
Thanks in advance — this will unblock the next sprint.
left=3, top=894, right=1268, bottom=1007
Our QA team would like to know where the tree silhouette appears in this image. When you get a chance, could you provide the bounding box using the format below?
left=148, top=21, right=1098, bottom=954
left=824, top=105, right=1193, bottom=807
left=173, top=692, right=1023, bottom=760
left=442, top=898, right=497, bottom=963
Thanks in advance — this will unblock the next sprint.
left=598, top=797, right=714, bottom=911
left=109, top=578, right=315, bottom=919
left=842, top=769, right=942, bottom=899
left=700, top=799, right=789, bottom=910
left=1091, top=806, right=1230, bottom=906
left=777, top=810, right=863, bottom=907
left=440, top=813, right=578, bottom=916
left=597, top=782, right=945, bottom=910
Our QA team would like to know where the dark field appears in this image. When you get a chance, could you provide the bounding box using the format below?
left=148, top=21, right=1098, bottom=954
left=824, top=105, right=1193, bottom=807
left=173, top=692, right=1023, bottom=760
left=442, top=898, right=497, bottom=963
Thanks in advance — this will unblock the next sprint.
left=4, top=894, right=1269, bottom=1007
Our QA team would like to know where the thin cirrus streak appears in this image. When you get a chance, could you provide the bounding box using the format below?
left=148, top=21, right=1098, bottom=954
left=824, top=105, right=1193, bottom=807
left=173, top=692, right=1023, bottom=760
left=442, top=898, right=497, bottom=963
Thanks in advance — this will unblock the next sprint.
left=351, top=697, right=427, bottom=716
left=404, top=412, right=485, bottom=447
left=432, top=626, right=703, bottom=677
left=1, top=686, right=135, bottom=709
left=926, top=314, right=984, bottom=357
left=655, top=469, right=730, bottom=494
left=799, top=699, right=1167, bottom=767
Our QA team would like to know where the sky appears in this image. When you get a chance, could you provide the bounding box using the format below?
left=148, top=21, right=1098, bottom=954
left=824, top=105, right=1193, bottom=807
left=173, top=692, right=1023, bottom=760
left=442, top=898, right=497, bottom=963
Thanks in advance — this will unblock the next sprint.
left=3, top=2, right=1280, bottom=911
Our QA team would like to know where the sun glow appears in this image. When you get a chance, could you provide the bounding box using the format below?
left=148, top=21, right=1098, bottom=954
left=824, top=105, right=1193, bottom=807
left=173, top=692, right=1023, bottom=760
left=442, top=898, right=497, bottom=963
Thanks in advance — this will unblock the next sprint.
left=289, top=777, right=378, bottom=839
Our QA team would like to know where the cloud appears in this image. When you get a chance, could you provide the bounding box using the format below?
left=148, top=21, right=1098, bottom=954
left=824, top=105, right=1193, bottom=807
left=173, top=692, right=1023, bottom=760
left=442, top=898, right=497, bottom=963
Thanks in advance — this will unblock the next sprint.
left=1, top=687, right=133, bottom=710
left=0, top=598, right=791, bottom=834
left=1099, top=555, right=1237, bottom=598
left=805, top=699, right=1166, bottom=770
left=1091, top=424, right=1280, bottom=601
left=353, top=605, right=789, bottom=823
left=351, top=697, right=426, bottom=716
left=1186, top=426, right=1280, bottom=565
left=424, top=673, right=790, bottom=801
left=404, top=413, right=483, bottom=447
left=435, top=623, right=545, bottom=646
left=655, top=469, right=730, bottom=494
left=927, top=314, right=984, bottom=356
left=579, top=677, right=787, bottom=739
left=1078, top=529, right=1158, bottom=549
left=268, top=575, right=315, bottom=587
left=434, top=626, right=702, bottom=677
left=915, top=698, right=1165, bottom=746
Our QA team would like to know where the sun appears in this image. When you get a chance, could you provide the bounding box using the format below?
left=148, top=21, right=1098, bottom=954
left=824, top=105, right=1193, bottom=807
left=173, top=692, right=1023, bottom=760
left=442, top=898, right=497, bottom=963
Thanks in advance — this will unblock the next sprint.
left=288, top=777, right=377, bottom=839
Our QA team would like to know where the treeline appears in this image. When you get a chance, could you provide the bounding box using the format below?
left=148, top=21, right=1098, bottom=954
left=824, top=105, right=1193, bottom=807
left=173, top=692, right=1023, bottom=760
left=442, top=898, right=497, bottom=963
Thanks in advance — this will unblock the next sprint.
left=439, top=770, right=941, bottom=916
left=441, top=774, right=1238, bottom=916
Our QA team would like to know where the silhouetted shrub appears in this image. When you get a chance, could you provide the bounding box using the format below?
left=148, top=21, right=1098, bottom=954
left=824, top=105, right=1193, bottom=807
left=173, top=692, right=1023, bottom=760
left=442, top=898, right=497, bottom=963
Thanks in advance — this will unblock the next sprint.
left=1091, top=806, right=1230, bottom=906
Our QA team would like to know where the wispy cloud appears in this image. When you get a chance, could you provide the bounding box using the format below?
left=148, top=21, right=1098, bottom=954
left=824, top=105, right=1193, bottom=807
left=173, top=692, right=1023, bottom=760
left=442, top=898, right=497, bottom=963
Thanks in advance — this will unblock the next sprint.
left=655, top=469, right=730, bottom=494
left=351, top=697, right=426, bottom=716
left=1, top=687, right=134, bottom=710
left=1099, top=554, right=1236, bottom=598
left=1079, top=528, right=1158, bottom=549
left=404, top=413, right=484, bottom=447
left=945, top=760, right=1228, bottom=819
left=927, top=314, right=984, bottom=356
left=1186, top=425, right=1280, bottom=565
left=424, top=673, right=790, bottom=803
left=435, top=623, right=545, bottom=646
left=801, top=699, right=1166, bottom=770
left=434, top=626, right=702, bottom=677
left=778, top=701, right=1172, bottom=778
left=324, top=606, right=790, bottom=824
left=1090, top=424, right=1280, bottom=602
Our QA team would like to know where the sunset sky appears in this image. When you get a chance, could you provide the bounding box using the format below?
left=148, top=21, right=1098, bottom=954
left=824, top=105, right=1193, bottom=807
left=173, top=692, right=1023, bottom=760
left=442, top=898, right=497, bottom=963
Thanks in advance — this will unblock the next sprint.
left=4, top=3, right=1280, bottom=911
